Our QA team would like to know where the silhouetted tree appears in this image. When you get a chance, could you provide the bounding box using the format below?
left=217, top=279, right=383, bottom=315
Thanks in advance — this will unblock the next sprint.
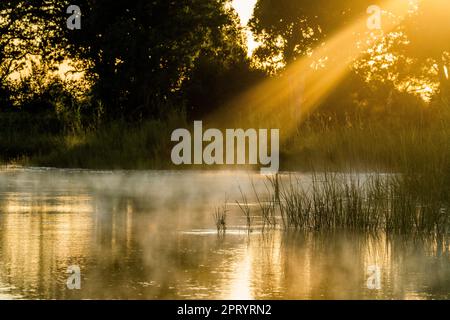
left=1, top=0, right=256, bottom=120
left=401, top=0, right=450, bottom=98
left=0, top=1, right=68, bottom=113
left=61, top=0, right=250, bottom=119
left=249, top=0, right=379, bottom=71
left=249, top=0, right=449, bottom=114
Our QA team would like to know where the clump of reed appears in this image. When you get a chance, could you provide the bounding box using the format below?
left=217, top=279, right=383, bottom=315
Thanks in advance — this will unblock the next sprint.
left=242, top=172, right=449, bottom=236
left=236, top=187, right=252, bottom=231
left=384, top=175, right=449, bottom=235
left=279, top=173, right=386, bottom=232
left=252, top=180, right=277, bottom=229
left=213, top=198, right=228, bottom=234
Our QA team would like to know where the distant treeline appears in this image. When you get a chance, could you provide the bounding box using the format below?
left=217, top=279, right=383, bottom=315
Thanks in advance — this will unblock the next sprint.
left=0, top=1, right=449, bottom=166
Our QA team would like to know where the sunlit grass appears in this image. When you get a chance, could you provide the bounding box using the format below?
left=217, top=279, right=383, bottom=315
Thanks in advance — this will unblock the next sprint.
left=280, top=105, right=450, bottom=172
left=243, top=171, right=449, bottom=235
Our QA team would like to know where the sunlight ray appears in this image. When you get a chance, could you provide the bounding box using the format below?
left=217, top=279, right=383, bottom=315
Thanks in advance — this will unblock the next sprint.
left=208, top=0, right=413, bottom=141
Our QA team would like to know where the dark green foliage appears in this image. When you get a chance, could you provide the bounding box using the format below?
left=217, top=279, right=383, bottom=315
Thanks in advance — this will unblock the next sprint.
left=63, top=0, right=250, bottom=119
left=249, top=0, right=381, bottom=67
left=0, top=0, right=256, bottom=121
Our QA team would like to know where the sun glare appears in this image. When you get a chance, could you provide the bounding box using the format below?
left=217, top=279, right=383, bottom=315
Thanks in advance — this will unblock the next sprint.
left=232, top=0, right=259, bottom=56
left=210, top=0, right=415, bottom=141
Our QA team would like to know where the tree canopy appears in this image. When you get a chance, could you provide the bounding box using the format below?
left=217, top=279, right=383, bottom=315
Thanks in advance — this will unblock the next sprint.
left=0, top=0, right=448, bottom=125
left=249, top=0, right=450, bottom=102
left=0, top=0, right=255, bottom=120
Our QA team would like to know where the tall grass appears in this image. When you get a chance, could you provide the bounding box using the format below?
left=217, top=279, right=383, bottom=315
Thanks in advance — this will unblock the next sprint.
left=2, top=110, right=187, bottom=169
left=252, top=179, right=276, bottom=229
left=281, top=106, right=450, bottom=174
left=242, top=172, right=449, bottom=236
left=3, top=102, right=449, bottom=178
left=213, top=199, right=228, bottom=234
left=236, top=186, right=252, bottom=230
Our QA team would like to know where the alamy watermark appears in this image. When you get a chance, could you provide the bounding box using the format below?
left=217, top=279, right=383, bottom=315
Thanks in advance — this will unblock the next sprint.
left=367, top=5, right=382, bottom=30
left=67, top=5, right=81, bottom=30
left=367, top=265, right=381, bottom=290
left=171, top=121, right=279, bottom=174
left=66, top=265, right=81, bottom=290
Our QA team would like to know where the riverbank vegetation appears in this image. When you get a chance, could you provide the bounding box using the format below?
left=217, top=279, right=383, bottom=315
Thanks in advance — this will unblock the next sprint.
left=2, top=103, right=448, bottom=177
left=235, top=171, right=449, bottom=235
left=0, top=1, right=449, bottom=180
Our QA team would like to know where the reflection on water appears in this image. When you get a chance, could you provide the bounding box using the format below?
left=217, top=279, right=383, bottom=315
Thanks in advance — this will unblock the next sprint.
left=0, top=168, right=449, bottom=299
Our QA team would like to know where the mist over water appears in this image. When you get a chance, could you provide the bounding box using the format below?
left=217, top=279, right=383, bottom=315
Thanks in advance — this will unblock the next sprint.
left=0, top=168, right=448, bottom=299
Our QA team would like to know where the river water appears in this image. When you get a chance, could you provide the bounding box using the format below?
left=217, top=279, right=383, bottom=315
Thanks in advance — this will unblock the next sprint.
left=0, top=168, right=448, bottom=299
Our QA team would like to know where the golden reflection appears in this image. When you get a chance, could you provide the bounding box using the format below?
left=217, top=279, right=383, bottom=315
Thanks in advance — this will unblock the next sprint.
left=226, top=245, right=253, bottom=299
left=0, top=171, right=448, bottom=299
left=0, top=192, right=94, bottom=297
left=4, top=193, right=93, bottom=214
left=214, top=230, right=449, bottom=299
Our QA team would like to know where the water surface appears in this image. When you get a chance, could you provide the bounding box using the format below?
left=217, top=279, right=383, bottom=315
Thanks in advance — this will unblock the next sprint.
left=0, top=168, right=448, bottom=299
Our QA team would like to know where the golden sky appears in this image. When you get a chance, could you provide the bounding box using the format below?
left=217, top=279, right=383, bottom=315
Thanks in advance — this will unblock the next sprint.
left=232, top=0, right=257, bottom=25
left=232, top=0, right=259, bottom=55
